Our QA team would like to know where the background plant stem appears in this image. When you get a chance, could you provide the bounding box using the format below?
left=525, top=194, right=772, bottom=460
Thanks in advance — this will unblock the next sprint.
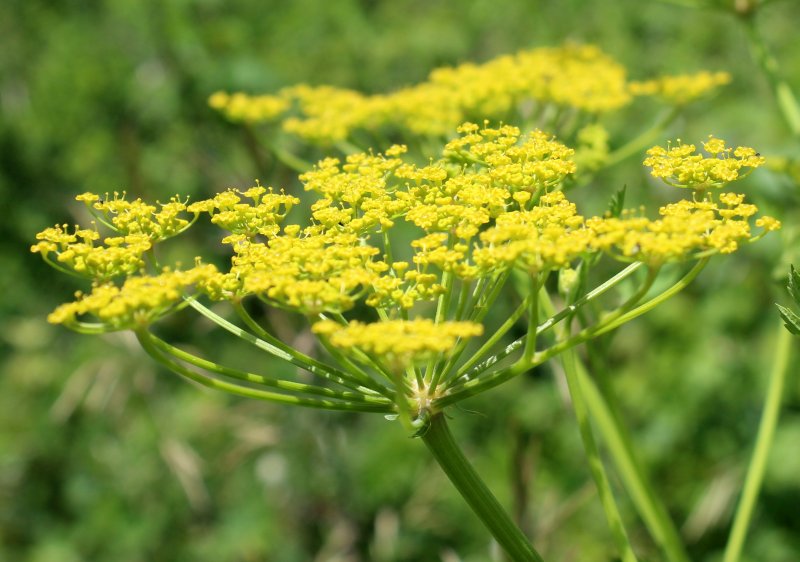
left=723, top=325, right=793, bottom=562
left=559, top=344, right=638, bottom=562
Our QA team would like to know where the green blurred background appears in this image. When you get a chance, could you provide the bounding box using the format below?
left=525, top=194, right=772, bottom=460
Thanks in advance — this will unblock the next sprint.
left=2, top=1, right=799, bottom=560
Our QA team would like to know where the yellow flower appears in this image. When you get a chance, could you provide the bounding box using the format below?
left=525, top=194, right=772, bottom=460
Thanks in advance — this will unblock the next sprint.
left=312, top=319, right=483, bottom=370
left=47, top=265, right=219, bottom=330
left=188, top=185, right=299, bottom=238
left=207, top=91, right=290, bottom=123
left=31, top=224, right=151, bottom=280
left=215, top=44, right=636, bottom=142
left=587, top=194, right=776, bottom=265
left=644, top=137, right=765, bottom=189
left=629, top=71, right=731, bottom=105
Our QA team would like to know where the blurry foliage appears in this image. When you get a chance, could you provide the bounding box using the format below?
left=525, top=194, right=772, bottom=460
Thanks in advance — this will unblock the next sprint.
left=2, top=0, right=800, bottom=560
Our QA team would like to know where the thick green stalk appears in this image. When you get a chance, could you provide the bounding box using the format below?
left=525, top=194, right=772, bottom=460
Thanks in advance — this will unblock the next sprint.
left=723, top=325, right=793, bottom=562
left=523, top=275, right=541, bottom=364
left=421, top=413, right=544, bottom=562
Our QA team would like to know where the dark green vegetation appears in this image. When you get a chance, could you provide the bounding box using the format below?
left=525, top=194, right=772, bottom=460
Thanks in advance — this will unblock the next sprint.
left=2, top=1, right=800, bottom=560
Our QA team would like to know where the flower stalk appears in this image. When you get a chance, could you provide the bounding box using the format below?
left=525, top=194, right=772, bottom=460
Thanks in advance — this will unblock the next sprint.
left=421, top=413, right=545, bottom=562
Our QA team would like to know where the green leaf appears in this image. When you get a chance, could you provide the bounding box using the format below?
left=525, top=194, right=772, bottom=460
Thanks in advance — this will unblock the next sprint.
left=777, top=304, right=800, bottom=335
left=607, top=185, right=627, bottom=218
left=787, top=265, right=800, bottom=304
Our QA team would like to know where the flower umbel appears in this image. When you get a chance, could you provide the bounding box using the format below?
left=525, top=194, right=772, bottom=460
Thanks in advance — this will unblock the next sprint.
left=644, top=136, right=766, bottom=190
left=34, top=125, right=777, bottom=422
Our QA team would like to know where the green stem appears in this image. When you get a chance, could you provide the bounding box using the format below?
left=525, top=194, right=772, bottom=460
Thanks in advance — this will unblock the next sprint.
left=524, top=275, right=541, bottom=364
left=421, top=413, right=544, bottom=562
left=187, top=297, right=388, bottom=396
left=470, top=271, right=512, bottom=323
left=560, top=346, right=638, bottom=562
left=723, top=325, right=793, bottom=562
left=269, top=139, right=313, bottom=173
left=593, top=259, right=707, bottom=337
left=604, top=108, right=680, bottom=167
left=439, top=263, right=672, bottom=407
left=135, top=330, right=391, bottom=413
left=457, top=294, right=531, bottom=377
left=577, top=360, right=691, bottom=562
left=452, top=263, right=645, bottom=384
left=741, top=15, right=800, bottom=136
left=429, top=271, right=512, bottom=393
left=145, top=331, right=392, bottom=406
left=233, top=302, right=368, bottom=385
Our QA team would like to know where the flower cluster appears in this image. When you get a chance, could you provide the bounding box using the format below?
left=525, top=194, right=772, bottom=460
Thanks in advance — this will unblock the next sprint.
left=208, top=91, right=290, bottom=123
left=644, top=136, right=766, bottom=189
left=186, top=185, right=299, bottom=238
left=589, top=194, right=779, bottom=264
left=629, top=71, right=731, bottom=105
left=31, top=193, right=197, bottom=281
left=47, top=265, right=218, bottom=330
left=312, top=318, right=483, bottom=370
left=35, top=126, right=777, bottom=379
left=209, top=45, right=730, bottom=145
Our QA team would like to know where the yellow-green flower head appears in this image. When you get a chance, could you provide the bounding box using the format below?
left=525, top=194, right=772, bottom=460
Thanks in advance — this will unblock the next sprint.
left=472, top=191, right=591, bottom=273
left=47, top=265, right=219, bottom=331
left=208, top=91, right=290, bottom=123
left=218, top=45, right=636, bottom=143
left=301, top=149, right=413, bottom=235
left=587, top=194, right=779, bottom=265
left=76, top=192, right=196, bottom=240
left=187, top=185, right=299, bottom=238
left=280, top=84, right=380, bottom=144
left=644, top=137, right=765, bottom=190
left=224, top=231, right=383, bottom=314
left=629, top=71, right=731, bottom=105
left=312, top=318, right=483, bottom=370
left=445, top=123, right=576, bottom=192
left=31, top=224, right=152, bottom=281
left=364, top=256, right=446, bottom=310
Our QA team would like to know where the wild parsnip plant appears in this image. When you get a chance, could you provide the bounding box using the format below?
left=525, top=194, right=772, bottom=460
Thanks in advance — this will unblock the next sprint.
left=34, top=102, right=778, bottom=559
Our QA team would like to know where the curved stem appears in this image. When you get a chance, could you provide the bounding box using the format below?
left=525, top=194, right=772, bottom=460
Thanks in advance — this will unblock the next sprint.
left=560, top=346, right=638, bottom=562
left=578, top=364, right=690, bottom=562
left=456, top=294, right=531, bottom=378
left=439, top=263, right=671, bottom=407
left=187, top=297, right=390, bottom=396
left=455, top=262, right=644, bottom=382
left=135, top=330, right=392, bottom=413
left=234, top=302, right=359, bottom=380
left=593, top=259, right=707, bottom=337
left=145, top=331, right=392, bottom=406
left=421, top=413, right=544, bottom=562
left=723, top=324, right=793, bottom=562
